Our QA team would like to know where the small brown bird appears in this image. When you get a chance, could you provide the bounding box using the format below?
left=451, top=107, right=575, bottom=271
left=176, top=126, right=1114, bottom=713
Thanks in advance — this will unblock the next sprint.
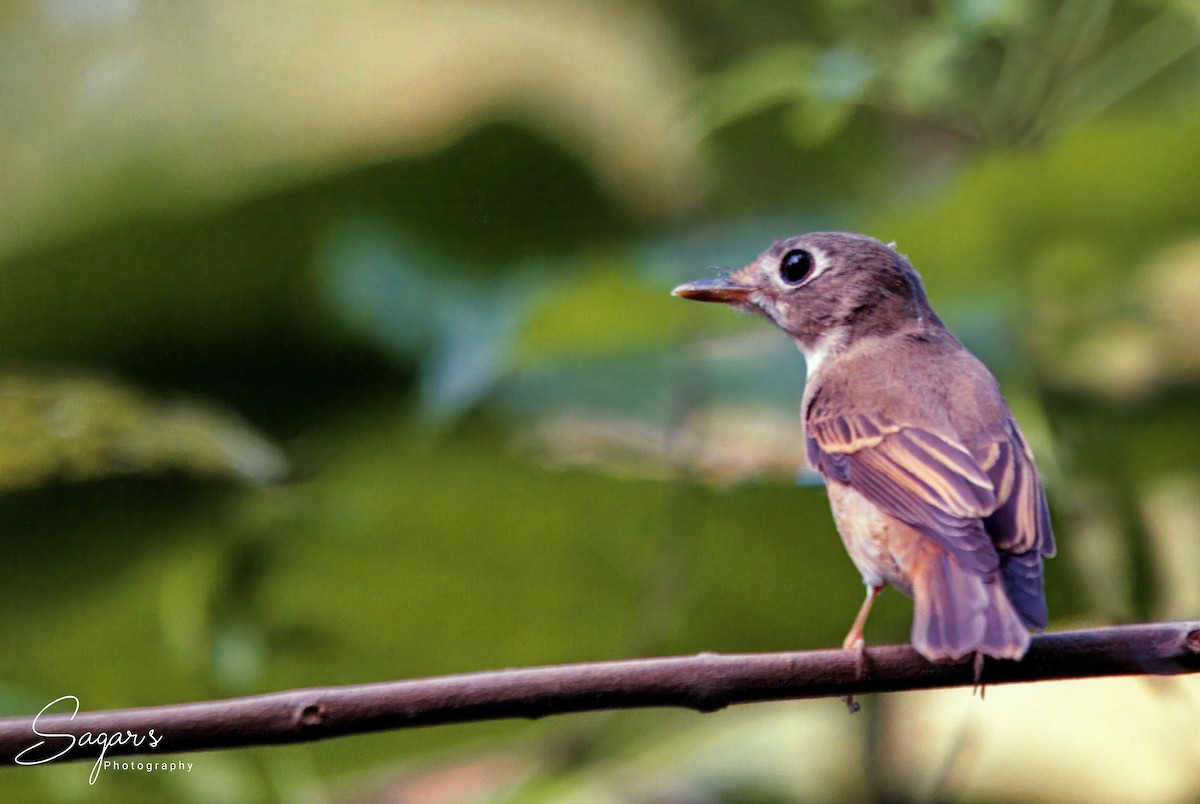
left=673, top=232, right=1055, bottom=665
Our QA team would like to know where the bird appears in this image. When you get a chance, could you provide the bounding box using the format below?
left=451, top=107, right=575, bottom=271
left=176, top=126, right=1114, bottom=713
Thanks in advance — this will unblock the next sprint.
left=672, top=232, right=1055, bottom=668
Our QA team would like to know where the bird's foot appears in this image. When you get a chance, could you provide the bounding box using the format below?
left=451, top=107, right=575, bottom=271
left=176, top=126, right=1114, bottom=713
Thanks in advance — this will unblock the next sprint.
left=839, top=584, right=884, bottom=715
left=843, top=636, right=869, bottom=677
left=972, top=651, right=986, bottom=698
left=842, top=636, right=869, bottom=714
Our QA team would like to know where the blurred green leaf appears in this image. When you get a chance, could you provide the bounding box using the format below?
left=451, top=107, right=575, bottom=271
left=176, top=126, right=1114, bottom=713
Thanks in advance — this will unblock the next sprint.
left=700, top=42, right=874, bottom=146
left=0, top=373, right=286, bottom=489
left=319, top=220, right=541, bottom=419
left=781, top=96, right=857, bottom=147
left=516, top=267, right=696, bottom=364
left=1038, top=4, right=1200, bottom=140
left=809, top=43, right=876, bottom=103
left=948, top=0, right=1035, bottom=34
left=699, top=45, right=816, bottom=132
left=0, top=0, right=703, bottom=261
left=893, top=30, right=968, bottom=114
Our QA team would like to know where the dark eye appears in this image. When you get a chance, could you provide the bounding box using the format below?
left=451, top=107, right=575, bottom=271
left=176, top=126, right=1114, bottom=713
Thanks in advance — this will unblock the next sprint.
left=779, top=249, right=814, bottom=284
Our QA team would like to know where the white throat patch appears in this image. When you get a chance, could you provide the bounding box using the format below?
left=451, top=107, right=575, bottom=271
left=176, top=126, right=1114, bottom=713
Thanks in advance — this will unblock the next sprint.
left=797, top=330, right=844, bottom=378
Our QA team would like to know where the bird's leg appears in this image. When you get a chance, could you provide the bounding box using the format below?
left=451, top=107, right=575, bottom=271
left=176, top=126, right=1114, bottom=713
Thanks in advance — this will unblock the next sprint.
left=843, top=583, right=885, bottom=665
left=842, top=583, right=885, bottom=714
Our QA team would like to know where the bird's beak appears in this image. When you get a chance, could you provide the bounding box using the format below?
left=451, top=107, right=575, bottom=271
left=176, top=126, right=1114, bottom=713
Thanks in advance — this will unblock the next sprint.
left=671, top=276, right=755, bottom=304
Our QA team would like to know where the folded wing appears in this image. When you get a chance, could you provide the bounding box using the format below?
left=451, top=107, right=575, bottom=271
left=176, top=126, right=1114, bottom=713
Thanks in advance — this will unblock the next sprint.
left=806, top=412, right=1001, bottom=576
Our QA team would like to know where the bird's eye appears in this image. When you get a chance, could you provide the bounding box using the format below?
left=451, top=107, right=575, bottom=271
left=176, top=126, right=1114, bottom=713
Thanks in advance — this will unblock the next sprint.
left=779, top=249, right=814, bottom=284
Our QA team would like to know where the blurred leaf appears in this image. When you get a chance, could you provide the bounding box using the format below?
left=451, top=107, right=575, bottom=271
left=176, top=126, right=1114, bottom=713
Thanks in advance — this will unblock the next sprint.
left=522, top=405, right=815, bottom=487
left=0, top=0, right=703, bottom=261
left=1038, top=4, right=1200, bottom=140
left=501, top=329, right=806, bottom=419
left=875, top=116, right=1200, bottom=297
left=503, top=324, right=828, bottom=488
left=699, top=45, right=815, bottom=132
left=781, top=96, right=857, bottom=148
left=700, top=43, right=874, bottom=146
left=321, top=218, right=815, bottom=422
left=0, top=373, right=286, bottom=489
left=516, top=267, right=696, bottom=364
left=809, top=43, right=877, bottom=103
left=893, top=30, right=968, bottom=114
left=319, top=219, right=541, bottom=419
left=947, top=0, right=1035, bottom=35
left=317, top=221, right=444, bottom=357
left=424, top=290, right=532, bottom=419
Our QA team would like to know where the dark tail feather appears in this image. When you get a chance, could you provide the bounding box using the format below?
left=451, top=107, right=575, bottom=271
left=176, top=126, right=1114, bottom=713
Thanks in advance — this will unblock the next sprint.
left=911, top=549, right=1031, bottom=662
left=1000, top=550, right=1048, bottom=631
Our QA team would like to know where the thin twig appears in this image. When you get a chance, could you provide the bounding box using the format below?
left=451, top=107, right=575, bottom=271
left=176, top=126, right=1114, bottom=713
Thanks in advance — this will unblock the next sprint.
left=2, top=621, right=1197, bottom=766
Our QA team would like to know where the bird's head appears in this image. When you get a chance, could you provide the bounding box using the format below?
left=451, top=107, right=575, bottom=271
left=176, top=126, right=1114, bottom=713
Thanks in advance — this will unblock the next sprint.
left=672, top=231, right=937, bottom=362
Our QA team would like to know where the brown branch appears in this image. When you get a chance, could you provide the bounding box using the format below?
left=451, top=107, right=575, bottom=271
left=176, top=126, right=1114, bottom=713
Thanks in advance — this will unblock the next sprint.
left=3, top=620, right=1198, bottom=766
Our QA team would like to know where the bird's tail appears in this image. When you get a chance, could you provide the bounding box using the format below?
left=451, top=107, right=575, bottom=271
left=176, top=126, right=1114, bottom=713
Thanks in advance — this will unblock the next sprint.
left=909, top=546, right=1031, bottom=662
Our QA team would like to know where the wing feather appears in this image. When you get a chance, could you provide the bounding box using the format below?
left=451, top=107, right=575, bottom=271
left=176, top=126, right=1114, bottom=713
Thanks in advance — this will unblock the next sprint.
left=808, top=413, right=1001, bottom=576
left=981, top=420, right=1055, bottom=558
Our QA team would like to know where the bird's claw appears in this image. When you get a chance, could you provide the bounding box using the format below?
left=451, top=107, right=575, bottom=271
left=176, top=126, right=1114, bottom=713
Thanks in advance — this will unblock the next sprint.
left=845, top=638, right=868, bottom=678
left=842, top=638, right=869, bottom=714
left=972, top=651, right=987, bottom=698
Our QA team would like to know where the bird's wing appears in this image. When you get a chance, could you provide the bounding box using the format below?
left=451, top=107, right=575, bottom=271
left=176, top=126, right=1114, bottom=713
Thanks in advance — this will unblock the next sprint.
left=806, top=410, right=1003, bottom=576
left=973, top=418, right=1056, bottom=559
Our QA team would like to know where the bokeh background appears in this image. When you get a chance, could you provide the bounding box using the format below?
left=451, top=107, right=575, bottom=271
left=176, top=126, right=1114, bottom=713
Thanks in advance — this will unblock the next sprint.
left=2, top=0, right=1199, bottom=801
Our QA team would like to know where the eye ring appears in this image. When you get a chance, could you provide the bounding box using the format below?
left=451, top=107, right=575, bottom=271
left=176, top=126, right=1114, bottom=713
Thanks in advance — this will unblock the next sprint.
left=779, top=249, right=814, bottom=284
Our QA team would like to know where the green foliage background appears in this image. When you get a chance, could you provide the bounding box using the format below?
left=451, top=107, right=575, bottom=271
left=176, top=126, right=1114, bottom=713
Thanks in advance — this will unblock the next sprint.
left=1, top=1, right=1199, bottom=801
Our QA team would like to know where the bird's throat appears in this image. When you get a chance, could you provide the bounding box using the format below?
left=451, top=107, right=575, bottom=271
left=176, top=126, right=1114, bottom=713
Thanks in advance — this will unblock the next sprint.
left=795, top=330, right=847, bottom=378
